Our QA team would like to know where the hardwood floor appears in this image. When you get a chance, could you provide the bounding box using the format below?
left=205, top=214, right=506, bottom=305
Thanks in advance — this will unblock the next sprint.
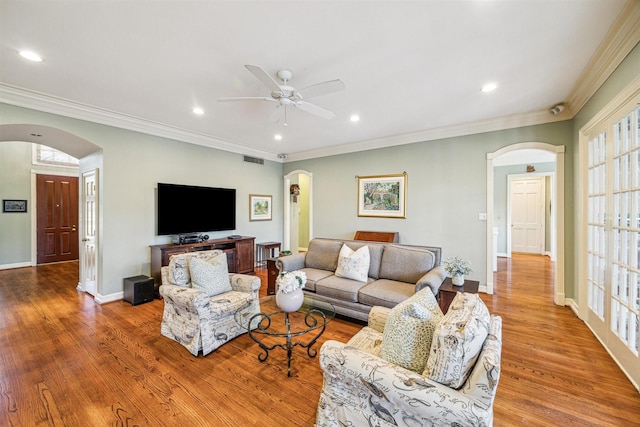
left=0, top=255, right=638, bottom=426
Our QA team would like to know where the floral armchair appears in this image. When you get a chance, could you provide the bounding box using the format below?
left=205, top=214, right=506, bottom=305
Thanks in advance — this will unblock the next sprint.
left=316, top=305, right=502, bottom=426
left=159, top=250, right=261, bottom=356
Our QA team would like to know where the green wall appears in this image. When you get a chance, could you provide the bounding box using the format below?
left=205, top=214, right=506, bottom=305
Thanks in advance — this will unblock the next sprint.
left=285, top=122, right=573, bottom=287
left=0, top=104, right=284, bottom=298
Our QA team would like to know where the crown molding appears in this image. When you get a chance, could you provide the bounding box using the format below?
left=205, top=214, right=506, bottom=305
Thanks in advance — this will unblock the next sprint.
left=0, top=83, right=281, bottom=162
left=566, top=0, right=640, bottom=115
left=285, top=109, right=571, bottom=162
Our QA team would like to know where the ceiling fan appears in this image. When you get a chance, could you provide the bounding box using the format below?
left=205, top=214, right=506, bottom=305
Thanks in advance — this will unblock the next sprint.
left=218, top=65, right=345, bottom=125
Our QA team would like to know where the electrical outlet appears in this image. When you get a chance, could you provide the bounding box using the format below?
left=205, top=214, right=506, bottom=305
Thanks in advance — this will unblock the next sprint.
left=478, top=213, right=487, bottom=220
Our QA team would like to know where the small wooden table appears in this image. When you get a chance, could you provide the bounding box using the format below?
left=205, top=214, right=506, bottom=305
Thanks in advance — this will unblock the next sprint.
left=438, top=277, right=480, bottom=314
left=266, top=257, right=279, bottom=295
left=256, top=241, right=281, bottom=266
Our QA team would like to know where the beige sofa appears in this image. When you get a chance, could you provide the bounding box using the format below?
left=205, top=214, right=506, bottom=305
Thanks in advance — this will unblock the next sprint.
left=276, top=238, right=446, bottom=321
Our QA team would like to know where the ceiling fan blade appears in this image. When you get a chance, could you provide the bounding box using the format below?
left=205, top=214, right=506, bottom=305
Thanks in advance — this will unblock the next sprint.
left=296, top=79, right=345, bottom=99
left=217, top=97, right=275, bottom=102
left=245, top=65, right=282, bottom=93
left=295, top=101, right=336, bottom=120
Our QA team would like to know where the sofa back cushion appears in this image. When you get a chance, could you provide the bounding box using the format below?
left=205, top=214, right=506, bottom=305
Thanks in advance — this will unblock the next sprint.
left=305, top=239, right=343, bottom=271
left=344, top=241, right=384, bottom=279
left=379, top=245, right=436, bottom=283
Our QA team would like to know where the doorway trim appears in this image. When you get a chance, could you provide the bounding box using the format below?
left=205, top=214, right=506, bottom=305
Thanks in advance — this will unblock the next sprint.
left=486, top=142, right=565, bottom=305
left=283, top=169, right=313, bottom=252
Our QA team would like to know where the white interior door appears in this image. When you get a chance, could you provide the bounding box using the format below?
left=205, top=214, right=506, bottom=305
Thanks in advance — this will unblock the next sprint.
left=510, top=176, right=545, bottom=254
left=80, top=169, right=98, bottom=296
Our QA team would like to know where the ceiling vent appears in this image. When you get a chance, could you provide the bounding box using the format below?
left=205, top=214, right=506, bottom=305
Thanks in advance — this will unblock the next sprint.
left=243, top=155, right=264, bottom=165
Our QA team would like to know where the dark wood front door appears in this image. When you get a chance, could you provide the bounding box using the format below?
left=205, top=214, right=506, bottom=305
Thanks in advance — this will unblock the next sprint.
left=37, top=174, right=79, bottom=264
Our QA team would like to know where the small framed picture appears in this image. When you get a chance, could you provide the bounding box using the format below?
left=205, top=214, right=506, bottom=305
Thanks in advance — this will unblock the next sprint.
left=357, top=173, right=407, bottom=218
left=3, top=199, right=28, bottom=213
left=249, top=194, right=272, bottom=221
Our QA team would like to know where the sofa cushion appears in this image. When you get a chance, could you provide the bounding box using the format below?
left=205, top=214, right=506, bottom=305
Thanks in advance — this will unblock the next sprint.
left=425, top=293, right=491, bottom=388
left=296, top=268, right=334, bottom=292
left=379, top=245, right=436, bottom=283
left=357, top=279, right=416, bottom=308
left=315, top=275, right=372, bottom=303
left=335, top=244, right=370, bottom=282
left=380, top=288, right=443, bottom=373
left=305, top=239, right=343, bottom=271
left=343, top=241, right=384, bottom=279
left=189, top=254, right=232, bottom=297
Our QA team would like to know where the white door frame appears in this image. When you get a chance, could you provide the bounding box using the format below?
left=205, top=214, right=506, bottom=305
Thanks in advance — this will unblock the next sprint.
left=486, top=142, right=565, bottom=305
left=283, top=170, right=313, bottom=252
left=507, top=173, right=553, bottom=258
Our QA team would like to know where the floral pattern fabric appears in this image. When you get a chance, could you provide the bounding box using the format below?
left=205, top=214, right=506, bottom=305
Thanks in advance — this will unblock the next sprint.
left=316, top=310, right=502, bottom=426
left=159, top=252, right=261, bottom=356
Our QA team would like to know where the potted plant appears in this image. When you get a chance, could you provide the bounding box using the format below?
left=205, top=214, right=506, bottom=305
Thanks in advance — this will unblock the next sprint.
left=443, top=256, right=472, bottom=286
left=275, top=270, right=307, bottom=312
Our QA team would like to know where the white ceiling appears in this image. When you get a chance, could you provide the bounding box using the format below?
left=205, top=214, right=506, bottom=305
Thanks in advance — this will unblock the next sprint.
left=0, top=1, right=631, bottom=162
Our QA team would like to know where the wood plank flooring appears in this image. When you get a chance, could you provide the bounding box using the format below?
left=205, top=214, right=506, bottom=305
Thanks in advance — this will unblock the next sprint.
left=0, top=254, right=638, bottom=426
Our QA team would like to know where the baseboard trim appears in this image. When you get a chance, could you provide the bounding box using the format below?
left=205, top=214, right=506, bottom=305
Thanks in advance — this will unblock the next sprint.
left=94, top=291, right=124, bottom=305
left=0, top=261, right=32, bottom=270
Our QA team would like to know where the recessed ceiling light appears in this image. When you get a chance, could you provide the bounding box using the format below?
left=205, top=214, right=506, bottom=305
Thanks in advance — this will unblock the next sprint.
left=18, top=50, right=43, bottom=62
left=481, top=82, right=497, bottom=93
left=192, top=107, right=204, bottom=115
left=274, top=134, right=283, bottom=141
left=350, top=114, right=360, bottom=122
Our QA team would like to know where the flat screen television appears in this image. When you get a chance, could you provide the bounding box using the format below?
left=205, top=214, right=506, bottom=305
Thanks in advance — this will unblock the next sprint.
left=157, top=183, right=236, bottom=235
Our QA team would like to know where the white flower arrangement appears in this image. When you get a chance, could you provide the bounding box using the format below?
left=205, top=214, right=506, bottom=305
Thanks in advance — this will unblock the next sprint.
left=443, top=256, right=472, bottom=277
left=276, top=270, right=307, bottom=294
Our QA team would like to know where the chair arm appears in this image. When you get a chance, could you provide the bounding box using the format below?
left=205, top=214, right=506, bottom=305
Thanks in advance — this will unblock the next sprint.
left=318, top=340, right=492, bottom=426
left=367, top=306, right=391, bottom=334
left=159, top=284, right=210, bottom=315
left=276, top=253, right=306, bottom=272
left=229, top=273, right=261, bottom=298
left=415, top=264, right=447, bottom=294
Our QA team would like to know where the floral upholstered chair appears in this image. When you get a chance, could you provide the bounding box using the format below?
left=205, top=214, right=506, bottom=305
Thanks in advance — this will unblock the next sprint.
left=316, top=290, right=502, bottom=426
left=159, top=250, right=261, bottom=356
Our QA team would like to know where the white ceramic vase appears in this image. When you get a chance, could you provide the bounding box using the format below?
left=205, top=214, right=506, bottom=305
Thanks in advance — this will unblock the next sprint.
left=276, top=288, right=304, bottom=312
left=452, top=274, right=465, bottom=286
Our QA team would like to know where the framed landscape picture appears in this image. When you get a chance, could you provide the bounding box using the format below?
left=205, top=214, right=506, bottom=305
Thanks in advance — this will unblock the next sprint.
left=357, top=174, right=407, bottom=218
left=249, top=194, right=272, bottom=221
left=3, top=199, right=28, bottom=213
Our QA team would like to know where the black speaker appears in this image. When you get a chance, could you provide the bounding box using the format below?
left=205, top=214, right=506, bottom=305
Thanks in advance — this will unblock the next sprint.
left=123, top=275, right=155, bottom=306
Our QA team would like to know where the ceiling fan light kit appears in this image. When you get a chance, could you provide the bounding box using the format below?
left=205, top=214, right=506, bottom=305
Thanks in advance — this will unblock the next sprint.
left=219, top=65, right=345, bottom=125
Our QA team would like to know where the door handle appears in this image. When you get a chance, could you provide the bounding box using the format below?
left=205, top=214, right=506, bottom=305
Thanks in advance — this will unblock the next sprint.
left=82, top=238, right=89, bottom=242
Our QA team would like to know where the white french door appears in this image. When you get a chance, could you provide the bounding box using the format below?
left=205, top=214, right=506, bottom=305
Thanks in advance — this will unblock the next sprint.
left=80, top=169, right=98, bottom=296
left=584, top=90, right=639, bottom=388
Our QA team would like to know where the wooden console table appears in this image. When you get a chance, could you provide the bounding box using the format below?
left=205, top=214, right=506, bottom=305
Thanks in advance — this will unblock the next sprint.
left=438, top=277, right=479, bottom=314
left=150, top=236, right=255, bottom=285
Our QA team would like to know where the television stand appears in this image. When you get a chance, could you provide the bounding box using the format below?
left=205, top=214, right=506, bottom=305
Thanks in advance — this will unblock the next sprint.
left=150, top=236, right=255, bottom=285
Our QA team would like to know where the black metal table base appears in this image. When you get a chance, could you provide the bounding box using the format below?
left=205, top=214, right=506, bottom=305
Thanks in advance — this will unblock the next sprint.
left=247, top=308, right=328, bottom=377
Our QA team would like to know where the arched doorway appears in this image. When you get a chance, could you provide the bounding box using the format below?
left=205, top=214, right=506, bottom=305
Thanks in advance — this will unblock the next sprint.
left=486, top=142, right=565, bottom=305
left=283, top=170, right=313, bottom=253
left=0, top=124, right=102, bottom=295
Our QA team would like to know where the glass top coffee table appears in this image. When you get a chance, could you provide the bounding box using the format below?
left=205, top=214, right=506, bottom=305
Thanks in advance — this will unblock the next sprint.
left=235, top=295, right=335, bottom=377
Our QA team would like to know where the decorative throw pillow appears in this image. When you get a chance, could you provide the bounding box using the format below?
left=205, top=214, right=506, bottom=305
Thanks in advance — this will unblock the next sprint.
left=189, top=254, right=232, bottom=297
left=168, top=250, right=223, bottom=287
left=335, top=244, right=370, bottom=282
left=424, top=293, right=491, bottom=388
left=380, top=288, right=443, bottom=373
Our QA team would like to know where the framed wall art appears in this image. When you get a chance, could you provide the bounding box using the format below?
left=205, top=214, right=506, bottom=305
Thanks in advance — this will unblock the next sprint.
left=249, top=194, right=272, bottom=221
left=3, top=199, right=28, bottom=213
left=357, top=173, right=407, bottom=218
